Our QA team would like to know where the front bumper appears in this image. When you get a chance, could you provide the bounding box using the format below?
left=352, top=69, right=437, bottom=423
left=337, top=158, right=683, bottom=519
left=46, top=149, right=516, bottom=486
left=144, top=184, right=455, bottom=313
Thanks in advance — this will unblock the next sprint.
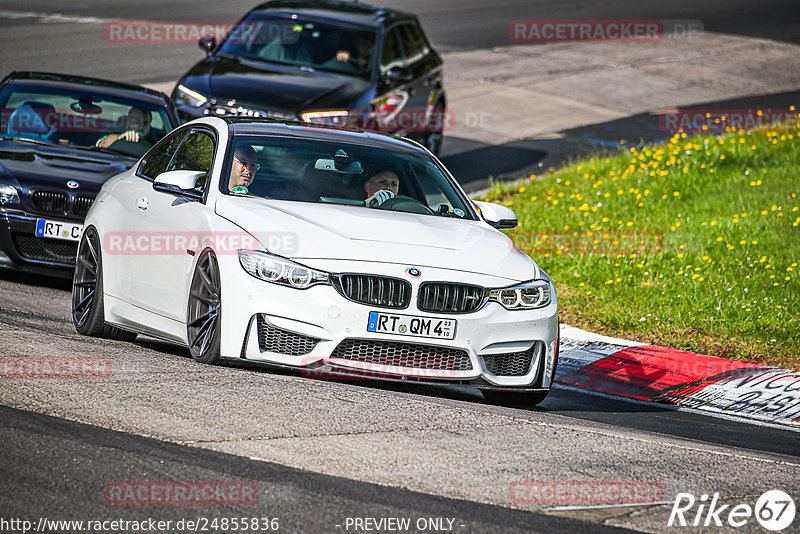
left=0, top=209, right=79, bottom=278
left=218, top=257, right=559, bottom=389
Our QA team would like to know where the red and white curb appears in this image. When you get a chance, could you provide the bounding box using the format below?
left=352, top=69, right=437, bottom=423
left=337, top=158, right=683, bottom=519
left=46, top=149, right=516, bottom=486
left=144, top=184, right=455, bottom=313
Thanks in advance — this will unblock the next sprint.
left=556, top=325, right=800, bottom=429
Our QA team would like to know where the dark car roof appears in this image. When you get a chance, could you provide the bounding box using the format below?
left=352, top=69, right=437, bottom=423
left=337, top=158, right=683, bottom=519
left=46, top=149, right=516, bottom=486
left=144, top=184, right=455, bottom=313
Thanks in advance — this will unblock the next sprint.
left=2, top=71, right=172, bottom=106
left=226, top=118, right=428, bottom=154
left=250, top=0, right=415, bottom=29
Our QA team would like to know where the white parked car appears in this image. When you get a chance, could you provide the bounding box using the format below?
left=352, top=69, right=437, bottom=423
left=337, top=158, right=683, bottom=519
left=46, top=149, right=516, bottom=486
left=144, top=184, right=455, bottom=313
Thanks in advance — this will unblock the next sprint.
left=72, top=117, right=559, bottom=404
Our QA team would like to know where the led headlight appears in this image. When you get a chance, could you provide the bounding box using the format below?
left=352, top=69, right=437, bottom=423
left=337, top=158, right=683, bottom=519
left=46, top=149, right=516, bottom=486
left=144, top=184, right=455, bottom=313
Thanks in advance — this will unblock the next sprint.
left=301, top=110, right=350, bottom=127
left=0, top=183, right=20, bottom=207
left=489, top=279, right=552, bottom=310
left=175, top=84, right=208, bottom=108
left=238, top=250, right=330, bottom=289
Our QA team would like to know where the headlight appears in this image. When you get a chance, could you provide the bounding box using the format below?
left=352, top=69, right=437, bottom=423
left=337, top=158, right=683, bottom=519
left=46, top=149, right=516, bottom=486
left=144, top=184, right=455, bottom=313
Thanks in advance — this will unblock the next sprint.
left=175, top=84, right=208, bottom=108
left=301, top=110, right=350, bottom=127
left=489, top=280, right=552, bottom=310
left=238, top=250, right=330, bottom=289
left=0, top=183, right=20, bottom=207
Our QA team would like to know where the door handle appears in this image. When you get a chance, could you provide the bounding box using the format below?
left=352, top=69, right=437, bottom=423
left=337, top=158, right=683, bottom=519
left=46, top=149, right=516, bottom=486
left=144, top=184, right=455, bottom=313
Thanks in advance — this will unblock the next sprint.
left=136, top=197, right=148, bottom=211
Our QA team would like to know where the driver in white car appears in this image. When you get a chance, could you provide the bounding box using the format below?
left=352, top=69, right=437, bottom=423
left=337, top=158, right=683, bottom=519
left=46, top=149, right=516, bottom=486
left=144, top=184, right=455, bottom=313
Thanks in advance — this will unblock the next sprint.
left=364, top=170, right=399, bottom=207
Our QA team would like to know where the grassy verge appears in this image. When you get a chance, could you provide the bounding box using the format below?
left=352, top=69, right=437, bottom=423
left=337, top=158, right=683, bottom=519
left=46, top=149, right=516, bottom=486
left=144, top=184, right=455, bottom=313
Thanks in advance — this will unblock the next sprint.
left=481, top=115, right=800, bottom=369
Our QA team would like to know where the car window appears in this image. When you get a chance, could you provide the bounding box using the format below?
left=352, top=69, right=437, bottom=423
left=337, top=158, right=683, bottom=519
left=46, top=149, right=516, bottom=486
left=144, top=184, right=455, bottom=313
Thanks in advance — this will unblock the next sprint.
left=217, top=15, right=377, bottom=79
left=167, top=131, right=214, bottom=172
left=222, top=136, right=476, bottom=221
left=0, top=84, right=175, bottom=155
left=398, top=24, right=429, bottom=66
left=380, top=27, right=405, bottom=74
left=139, top=129, right=187, bottom=180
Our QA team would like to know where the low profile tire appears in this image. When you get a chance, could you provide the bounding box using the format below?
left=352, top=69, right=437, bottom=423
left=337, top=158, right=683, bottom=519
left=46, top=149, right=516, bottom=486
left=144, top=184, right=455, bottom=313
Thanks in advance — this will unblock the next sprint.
left=72, top=227, right=137, bottom=341
left=187, top=249, right=222, bottom=364
left=482, top=389, right=550, bottom=406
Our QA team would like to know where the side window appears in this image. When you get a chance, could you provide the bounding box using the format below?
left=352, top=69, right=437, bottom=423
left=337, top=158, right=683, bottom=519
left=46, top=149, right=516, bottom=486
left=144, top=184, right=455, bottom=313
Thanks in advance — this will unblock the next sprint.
left=139, top=129, right=187, bottom=180
left=399, top=24, right=429, bottom=66
left=167, top=131, right=214, bottom=172
left=166, top=131, right=215, bottom=190
left=380, top=27, right=405, bottom=74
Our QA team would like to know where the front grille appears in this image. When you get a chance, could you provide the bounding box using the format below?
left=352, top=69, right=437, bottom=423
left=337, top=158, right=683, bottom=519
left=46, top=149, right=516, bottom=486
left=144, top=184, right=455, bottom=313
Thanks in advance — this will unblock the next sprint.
left=30, top=191, right=68, bottom=216
left=331, top=338, right=473, bottom=371
left=11, top=232, right=77, bottom=264
left=334, top=274, right=411, bottom=309
left=72, top=195, right=94, bottom=218
left=482, top=342, right=541, bottom=376
left=418, top=282, right=487, bottom=314
left=257, top=318, right=319, bottom=356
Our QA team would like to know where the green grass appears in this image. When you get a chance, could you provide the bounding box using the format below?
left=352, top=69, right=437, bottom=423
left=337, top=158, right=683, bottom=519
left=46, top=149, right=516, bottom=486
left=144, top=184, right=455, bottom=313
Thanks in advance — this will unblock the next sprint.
left=481, top=115, right=800, bottom=369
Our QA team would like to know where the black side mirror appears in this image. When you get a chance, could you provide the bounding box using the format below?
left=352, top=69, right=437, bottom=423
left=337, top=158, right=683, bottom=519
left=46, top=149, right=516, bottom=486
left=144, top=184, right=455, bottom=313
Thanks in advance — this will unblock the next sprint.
left=198, top=37, right=216, bottom=56
left=383, top=67, right=413, bottom=84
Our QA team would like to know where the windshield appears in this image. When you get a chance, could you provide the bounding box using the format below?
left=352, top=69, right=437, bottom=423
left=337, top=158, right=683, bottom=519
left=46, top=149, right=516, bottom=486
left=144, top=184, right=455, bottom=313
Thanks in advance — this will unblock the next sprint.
left=218, top=15, right=377, bottom=79
left=0, top=84, right=175, bottom=157
left=222, top=136, right=476, bottom=220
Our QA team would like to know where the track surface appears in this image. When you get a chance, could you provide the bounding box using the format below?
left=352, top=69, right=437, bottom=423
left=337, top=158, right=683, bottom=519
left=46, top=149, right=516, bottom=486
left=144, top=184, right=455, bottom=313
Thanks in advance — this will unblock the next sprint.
left=1, top=1, right=799, bottom=532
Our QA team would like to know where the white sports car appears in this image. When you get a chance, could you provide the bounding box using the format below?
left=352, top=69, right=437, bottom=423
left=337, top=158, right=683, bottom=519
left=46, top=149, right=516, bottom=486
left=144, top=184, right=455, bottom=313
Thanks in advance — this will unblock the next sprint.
left=72, top=117, right=559, bottom=404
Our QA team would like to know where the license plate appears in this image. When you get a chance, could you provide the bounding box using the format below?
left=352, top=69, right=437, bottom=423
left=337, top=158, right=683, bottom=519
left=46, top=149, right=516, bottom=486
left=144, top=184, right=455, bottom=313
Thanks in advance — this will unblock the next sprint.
left=35, top=219, right=83, bottom=241
left=367, top=311, right=456, bottom=340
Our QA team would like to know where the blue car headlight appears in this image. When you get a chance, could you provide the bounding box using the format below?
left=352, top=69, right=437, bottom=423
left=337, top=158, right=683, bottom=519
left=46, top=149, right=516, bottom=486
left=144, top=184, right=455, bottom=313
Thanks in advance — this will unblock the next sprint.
left=489, top=279, right=552, bottom=310
left=238, top=250, right=330, bottom=289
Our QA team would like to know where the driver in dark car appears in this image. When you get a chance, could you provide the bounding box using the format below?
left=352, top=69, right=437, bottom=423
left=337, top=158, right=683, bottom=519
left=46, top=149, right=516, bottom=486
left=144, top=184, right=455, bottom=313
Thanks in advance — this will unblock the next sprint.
left=96, top=107, right=153, bottom=148
left=364, top=170, right=400, bottom=207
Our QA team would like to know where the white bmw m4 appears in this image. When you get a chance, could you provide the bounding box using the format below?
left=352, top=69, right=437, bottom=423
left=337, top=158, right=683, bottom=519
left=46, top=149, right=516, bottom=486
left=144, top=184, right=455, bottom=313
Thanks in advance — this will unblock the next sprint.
left=72, top=118, right=559, bottom=404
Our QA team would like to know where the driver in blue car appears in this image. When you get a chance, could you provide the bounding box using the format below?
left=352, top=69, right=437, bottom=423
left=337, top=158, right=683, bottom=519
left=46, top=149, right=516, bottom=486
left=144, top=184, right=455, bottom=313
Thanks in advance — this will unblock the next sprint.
left=364, top=170, right=400, bottom=207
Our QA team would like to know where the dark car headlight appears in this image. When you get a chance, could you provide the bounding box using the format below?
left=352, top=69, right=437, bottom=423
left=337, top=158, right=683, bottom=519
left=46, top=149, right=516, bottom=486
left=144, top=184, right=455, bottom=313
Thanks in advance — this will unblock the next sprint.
left=174, top=84, right=208, bottom=108
left=238, top=250, right=330, bottom=289
left=0, top=183, right=20, bottom=207
left=489, top=279, right=552, bottom=310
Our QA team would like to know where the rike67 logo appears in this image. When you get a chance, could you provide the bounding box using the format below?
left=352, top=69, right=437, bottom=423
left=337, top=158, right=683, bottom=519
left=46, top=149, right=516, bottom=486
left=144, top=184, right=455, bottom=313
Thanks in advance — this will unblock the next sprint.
left=668, top=490, right=795, bottom=531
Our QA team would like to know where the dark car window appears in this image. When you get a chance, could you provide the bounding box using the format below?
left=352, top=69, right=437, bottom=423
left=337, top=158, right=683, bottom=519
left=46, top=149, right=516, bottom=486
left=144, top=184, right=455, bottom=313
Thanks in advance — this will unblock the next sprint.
left=0, top=84, right=175, bottom=156
left=217, top=14, right=377, bottom=79
left=398, top=24, right=429, bottom=66
left=139, top=129, right=187, bottom=180
left=380, top=27, right=405, bottom=74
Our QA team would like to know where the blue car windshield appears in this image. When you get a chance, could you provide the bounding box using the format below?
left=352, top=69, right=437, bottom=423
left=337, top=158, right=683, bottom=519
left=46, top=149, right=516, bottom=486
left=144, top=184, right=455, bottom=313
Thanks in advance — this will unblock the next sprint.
left=222, top=136, right=476, bottom=220
left=217, top=15, right=377, bottom=79
left=0, top=84, right=175, bottom=157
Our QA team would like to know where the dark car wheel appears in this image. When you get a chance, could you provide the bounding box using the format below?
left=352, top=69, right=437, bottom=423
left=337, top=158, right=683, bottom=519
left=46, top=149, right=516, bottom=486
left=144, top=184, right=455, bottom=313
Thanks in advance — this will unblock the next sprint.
left=187, top=249, right=222, bottom=364
left=482, top=389, right=550, bottom=406
left=72, top=227, right=137, bottom=341
left=423, top=101, right=445, bottom=156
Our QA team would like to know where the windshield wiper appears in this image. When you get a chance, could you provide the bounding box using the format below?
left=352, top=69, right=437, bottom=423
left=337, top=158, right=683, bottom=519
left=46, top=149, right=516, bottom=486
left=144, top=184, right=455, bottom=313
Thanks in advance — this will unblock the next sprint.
left=0, top=136, right=56, bottom=146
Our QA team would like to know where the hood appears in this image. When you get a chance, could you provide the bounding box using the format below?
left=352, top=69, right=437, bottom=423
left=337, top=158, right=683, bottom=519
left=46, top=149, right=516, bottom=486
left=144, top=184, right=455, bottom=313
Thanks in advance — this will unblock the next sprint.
left=0, top=140, right=134, bottom=193
left=215, top=196, right=538, bottom=283
left=181, top=55, right=372, bottom=115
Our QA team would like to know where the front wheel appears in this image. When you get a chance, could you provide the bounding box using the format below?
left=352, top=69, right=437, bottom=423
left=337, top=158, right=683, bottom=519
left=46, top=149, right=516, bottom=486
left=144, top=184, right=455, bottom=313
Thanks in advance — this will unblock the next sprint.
left=72, top=227, right=136, bottom=341
left=482, top=389, right=550, bottom=406
left=187, top=249, right=222, bottom=364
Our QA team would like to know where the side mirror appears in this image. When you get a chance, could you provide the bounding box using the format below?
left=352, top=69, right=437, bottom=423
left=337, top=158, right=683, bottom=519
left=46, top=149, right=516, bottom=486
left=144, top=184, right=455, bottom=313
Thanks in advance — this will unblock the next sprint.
left=383, top=67, right=413, bottom=84
left=198, top=37, right=216, bottom=56
left=473, top=200, right=518, bottom=229
left=153, top=170, right=205, bottom=198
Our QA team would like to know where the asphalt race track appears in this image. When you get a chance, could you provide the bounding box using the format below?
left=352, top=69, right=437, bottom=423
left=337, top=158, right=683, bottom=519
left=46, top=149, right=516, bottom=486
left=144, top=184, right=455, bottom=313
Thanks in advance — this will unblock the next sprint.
left=1, top=1, right=800, bottom=532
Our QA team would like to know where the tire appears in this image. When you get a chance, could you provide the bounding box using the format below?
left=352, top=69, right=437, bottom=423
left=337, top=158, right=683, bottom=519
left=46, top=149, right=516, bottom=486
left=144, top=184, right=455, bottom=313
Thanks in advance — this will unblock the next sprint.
left=187, top=249, right=222, bottom=364
left=72, top=227, right=137, bottom=341
left=482, top=389, right=550, bottom=406
left=422, top=100, right=444, bottom=156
